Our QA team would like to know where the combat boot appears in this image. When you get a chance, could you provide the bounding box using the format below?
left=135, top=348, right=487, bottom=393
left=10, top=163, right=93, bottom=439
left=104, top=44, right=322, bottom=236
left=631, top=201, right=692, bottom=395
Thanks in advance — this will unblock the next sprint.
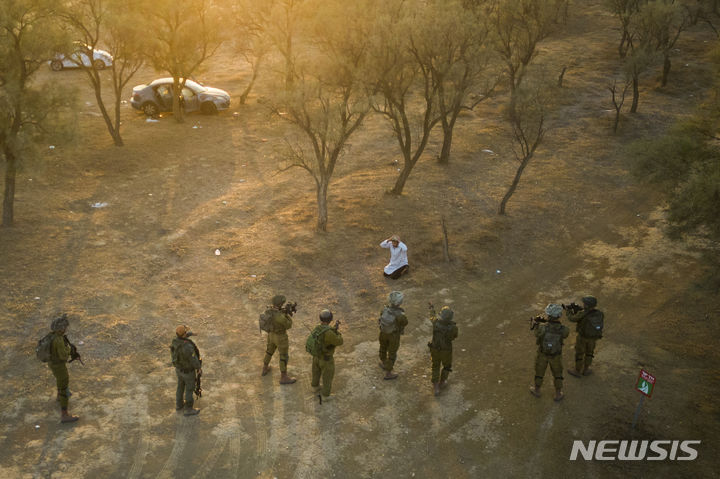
left=439, top=380, right=448, bottom=389
left=261, top=364, right=271, bottom=376
left=529, top=385, right=541, bottom=398
left=279, top=372, right=297, bottom=384
left=184, top=407, right=200, bottom=416
left=384, top=370, right=398, bottom=380
left=567, top=368, right=582, bottom=378
left=433, top=382, right=441, bottom=396
left=60, top=409, right=79, bottom=423
left=582, top=368, right=593, bottom=376
left=554, top=389, right=564, bottom=402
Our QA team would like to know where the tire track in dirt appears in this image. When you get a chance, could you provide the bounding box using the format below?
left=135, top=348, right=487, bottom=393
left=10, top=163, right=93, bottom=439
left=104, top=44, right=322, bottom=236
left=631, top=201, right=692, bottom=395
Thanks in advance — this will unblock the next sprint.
left=292, top=400, right=337, bottom=479
left=156, top=414, right=196, bottom=479
left=187, top=385, right=246, bottom=478
left=126, top=379, right=150, bottom=479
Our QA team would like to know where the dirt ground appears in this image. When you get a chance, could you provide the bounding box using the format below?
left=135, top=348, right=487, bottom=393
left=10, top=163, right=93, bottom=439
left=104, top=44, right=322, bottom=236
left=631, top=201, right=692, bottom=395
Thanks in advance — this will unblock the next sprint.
left=1, top=2, right=719, bottom=478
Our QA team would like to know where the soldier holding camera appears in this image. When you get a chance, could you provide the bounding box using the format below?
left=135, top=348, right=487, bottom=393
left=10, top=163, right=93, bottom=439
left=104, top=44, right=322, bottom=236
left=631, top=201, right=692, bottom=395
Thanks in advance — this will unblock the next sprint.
left=261, top=294, right=297, bottom=384
left=566, top=296, right=604, bottom=378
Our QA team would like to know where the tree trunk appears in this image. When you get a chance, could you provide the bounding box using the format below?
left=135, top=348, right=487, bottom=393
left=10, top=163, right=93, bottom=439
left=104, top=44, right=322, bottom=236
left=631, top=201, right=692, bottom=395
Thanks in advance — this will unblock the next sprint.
left=113, top=95, right=124, bottom=146
left=90, top=70, right=123, bottom=146
left=173, top=94, right=185, bottom=123
left=316, top=179, right=329, bottom=232
left=630, top=75, right=639, bottom=113
left=2, top=146, right=17, bottom=227
left=439, top=124, right=453, bottom=164
left=618, top=30, right=628, bottom=58
left=284, top=32, right=294, bottom=91
left=239, top=59, right=262, bottom=105
left=557, top=66, right=567, bottom=87
left=390, top=162, right=413, bottom=195
left=661, top=54, right=671, bottom=87
left=173, top=77, right=185, bottom=123
left=498, top=156, right=531, bottom=215
left=441, top=216, right=450, bottom=262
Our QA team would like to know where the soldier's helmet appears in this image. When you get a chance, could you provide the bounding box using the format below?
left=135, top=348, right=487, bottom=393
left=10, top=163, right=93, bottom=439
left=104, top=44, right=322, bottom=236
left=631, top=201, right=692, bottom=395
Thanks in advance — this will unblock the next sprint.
left=319, top=309, right=333, bottom=322
left=271, top=295, right=286, bottom=308
left=582, top=296, right=598, bottom=308
left=388, top=291, right=404, bottom=307
left=440, top=306, right=454, bottom=321
left=50, top=314, right=69, bottom=332
left=545, top=303, right=563, bottom=319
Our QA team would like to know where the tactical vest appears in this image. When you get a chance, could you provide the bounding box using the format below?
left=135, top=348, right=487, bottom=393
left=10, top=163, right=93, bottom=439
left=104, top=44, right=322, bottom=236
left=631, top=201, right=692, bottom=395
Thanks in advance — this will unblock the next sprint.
left=431, top=320, right=456, bottom=350
left=171, top=338, right=199, bottom=370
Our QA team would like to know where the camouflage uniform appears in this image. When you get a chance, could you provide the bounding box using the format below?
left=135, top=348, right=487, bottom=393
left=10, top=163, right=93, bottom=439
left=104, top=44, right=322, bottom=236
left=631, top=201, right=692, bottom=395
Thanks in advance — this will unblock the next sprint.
left=428, top=306, right=458, bottom=395
left=47, top=315, right=79, bottom=423
left=170, top=326, right=202, bottom=415
left=311, top=311, right=344, bottom=397
left=378, top=291, right=408, bottom=378
left=567, top=297, right=604, bottom=375
left=262, top=295, right=295, bottom=383
left=49, top=333, right=71, bottom=408
left=533, top=321, right=569, bottom=391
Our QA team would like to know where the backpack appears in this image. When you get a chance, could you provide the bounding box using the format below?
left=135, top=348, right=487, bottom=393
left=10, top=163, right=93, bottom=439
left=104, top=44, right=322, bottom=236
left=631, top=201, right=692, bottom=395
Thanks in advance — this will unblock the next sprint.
left=431, top=320, right=456, bottom=350
left=379, top=307, right=398, bottom=334
left=259, top=309, right=275, bottom=332
left=305, top=325, right=331, bottom=357
left=36, top=332, right=55, bottom=362
left=540, top=323, right=563, bottom=355
left=583, top=310, right=604, bottom=338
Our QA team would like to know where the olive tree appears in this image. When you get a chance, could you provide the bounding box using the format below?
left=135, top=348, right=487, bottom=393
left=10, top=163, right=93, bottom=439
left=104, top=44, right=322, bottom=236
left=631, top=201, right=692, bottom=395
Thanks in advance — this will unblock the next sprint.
left=636, top=0, right=692, bottom=87
left=271, top=1, right=372, bottom=231
left=1, top=0, right=73, bottom=226
left=231, top=0, right=273, bottom=105
left=491, top=0, right=567, bottom=114
left=498, top=77, right=555, bottom=215
left=60, top=0, right=146, bottom=145
left=368, top=1, right=443, bottom=195
left=144, top=0, right=224, bottom=123
left=413, top=0, right=498, bottom=164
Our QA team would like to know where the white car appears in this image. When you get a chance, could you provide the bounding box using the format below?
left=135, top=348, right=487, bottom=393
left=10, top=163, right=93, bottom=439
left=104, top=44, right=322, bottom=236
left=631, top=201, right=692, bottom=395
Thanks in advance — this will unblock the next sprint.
left=130, top=78, right=231, bottom=116
left=50, top=44, right=113, bottom=71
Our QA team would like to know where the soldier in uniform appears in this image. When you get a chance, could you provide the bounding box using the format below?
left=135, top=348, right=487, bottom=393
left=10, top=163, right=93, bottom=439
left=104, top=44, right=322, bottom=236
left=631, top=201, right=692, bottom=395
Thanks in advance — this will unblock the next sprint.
left=428, top=305, right=459, bottom=396
left=261, top=294, right=297, bottom=384
left=48, top=315, right=80, bottom=423
left=530, top=304, right=570, bottom=401
left=378, top=291, right=408, bottom=380
left=310, top=309, right=343, bottom=398
left=567, top=296, right=604, bottom=377
left=170, top=325, right=202, bottom=416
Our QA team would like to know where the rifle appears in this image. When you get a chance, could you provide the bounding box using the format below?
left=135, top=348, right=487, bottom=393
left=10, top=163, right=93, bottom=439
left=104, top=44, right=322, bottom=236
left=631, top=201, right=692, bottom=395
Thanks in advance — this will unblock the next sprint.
left=428, top=301, right=436, bottom=318
left=189, top=339, right=203, bottom=399
left=332, top=320, right=341, bottom=332
left=562, top=302, right=583, bottom=314
left=283, top=301, right=298, bottom=316
left=529, top=315, right=547, bottom=331
left=64, top=335, right=85, bottom=365
left=194, top=369, right=203, bottom=399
